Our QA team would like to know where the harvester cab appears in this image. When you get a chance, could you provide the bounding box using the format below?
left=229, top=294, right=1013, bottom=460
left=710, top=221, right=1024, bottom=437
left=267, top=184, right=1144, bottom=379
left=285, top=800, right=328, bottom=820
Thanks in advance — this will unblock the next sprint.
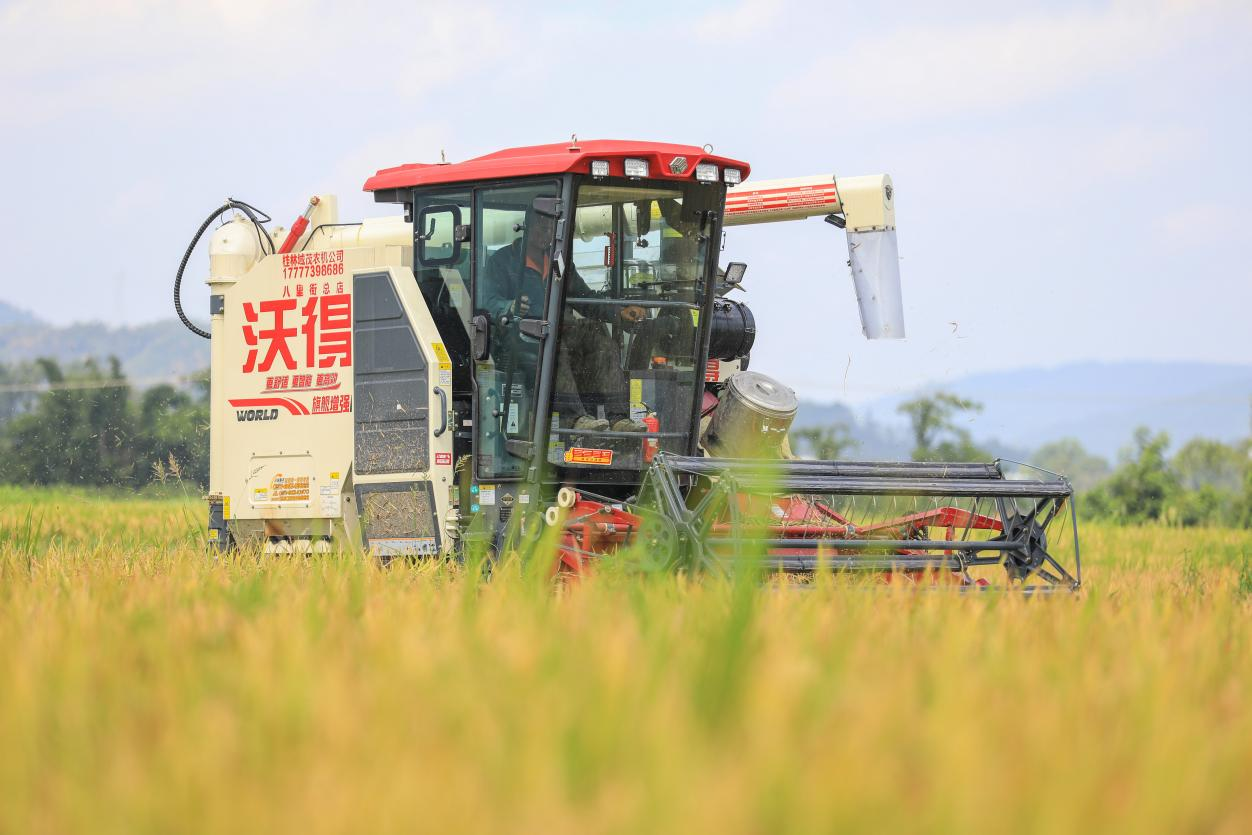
left=185, top=139, right=1080, bottom=589
left=359, top=143, right=768, bottom=551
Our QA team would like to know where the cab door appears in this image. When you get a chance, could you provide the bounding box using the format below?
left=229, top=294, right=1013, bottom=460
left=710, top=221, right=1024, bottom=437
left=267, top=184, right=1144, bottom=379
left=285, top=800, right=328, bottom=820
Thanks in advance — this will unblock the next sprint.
left=470, top=181, right=561, bottom=482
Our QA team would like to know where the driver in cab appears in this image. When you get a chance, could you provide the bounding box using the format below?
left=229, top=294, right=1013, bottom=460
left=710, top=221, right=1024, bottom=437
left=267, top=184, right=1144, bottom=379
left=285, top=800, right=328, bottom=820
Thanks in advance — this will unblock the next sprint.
left=482, top=235, right=646, bottom=433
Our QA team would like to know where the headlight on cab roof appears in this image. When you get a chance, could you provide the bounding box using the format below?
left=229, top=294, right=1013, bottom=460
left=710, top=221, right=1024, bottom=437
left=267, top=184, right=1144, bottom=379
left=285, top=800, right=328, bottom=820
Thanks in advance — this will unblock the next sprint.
left=695, top=163, right=718, bottom=183
left=623, top=158, right=649, bottom=178
left=590, top=159, right=610, bottom=178
left=723, top=167, right=743, bottom=185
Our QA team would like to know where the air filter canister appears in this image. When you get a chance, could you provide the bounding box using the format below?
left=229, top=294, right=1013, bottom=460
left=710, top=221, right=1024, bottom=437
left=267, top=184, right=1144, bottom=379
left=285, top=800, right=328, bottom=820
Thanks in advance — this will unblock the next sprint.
left=705, top=371, right=798, bottom=458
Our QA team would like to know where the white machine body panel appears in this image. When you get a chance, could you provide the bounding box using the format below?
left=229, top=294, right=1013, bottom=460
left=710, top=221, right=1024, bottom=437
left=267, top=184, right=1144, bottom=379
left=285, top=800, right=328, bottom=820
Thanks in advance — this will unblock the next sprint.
left=207, top=210, right=455, bottom=551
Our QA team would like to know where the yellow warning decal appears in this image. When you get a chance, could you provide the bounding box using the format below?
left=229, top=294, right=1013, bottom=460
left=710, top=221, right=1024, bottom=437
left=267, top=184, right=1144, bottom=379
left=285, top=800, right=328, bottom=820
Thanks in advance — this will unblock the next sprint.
left=431, top=343, right=452, bottom=371
left=690, top=309, right=700, bottom=327
left=564, top=447, right=614, bottom=466
left=222, top=496, right=231, bottom=519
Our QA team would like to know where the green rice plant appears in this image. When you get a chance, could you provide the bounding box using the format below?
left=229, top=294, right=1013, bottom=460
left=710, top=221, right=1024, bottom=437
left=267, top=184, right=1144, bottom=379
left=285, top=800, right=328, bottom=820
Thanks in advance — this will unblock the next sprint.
left=0, top=504, right=43, bottom=575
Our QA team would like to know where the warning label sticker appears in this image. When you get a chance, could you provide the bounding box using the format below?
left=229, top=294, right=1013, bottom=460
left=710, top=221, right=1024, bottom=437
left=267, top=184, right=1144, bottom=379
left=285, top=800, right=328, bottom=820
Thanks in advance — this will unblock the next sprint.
left=432, top=343, right=453, bottom=386
left=629, top=378, right=646, bottom=421
left=434, top=452, right=452, bottom=466
left=564, top=447, right=614, bottom=466
left=319, top=472, right=341, bottom=517
left=432, top=342, right=452, bottom=369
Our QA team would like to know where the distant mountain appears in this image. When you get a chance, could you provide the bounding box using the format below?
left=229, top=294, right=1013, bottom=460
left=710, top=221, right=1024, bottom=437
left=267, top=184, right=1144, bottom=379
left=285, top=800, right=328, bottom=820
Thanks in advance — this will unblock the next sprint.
left=0, top=317, right=208, bottom=381
left=4, top=306, right=1248, bottom=462
left=0, top=300, right=39, bottom=327
left=791, top=400, right=916, bottom=459
left=797, top=361, right=1252, bottom=461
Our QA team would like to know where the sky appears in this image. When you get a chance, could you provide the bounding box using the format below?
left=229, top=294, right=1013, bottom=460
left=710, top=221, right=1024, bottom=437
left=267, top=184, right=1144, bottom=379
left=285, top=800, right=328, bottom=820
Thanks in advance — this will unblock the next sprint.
left=1, top=0, right=1250, bottom=405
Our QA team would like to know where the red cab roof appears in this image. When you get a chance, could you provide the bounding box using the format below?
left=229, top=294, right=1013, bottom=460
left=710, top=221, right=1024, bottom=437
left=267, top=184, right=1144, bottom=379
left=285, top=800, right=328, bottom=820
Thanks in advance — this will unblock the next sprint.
left=363, top=139, right=751, bottom=193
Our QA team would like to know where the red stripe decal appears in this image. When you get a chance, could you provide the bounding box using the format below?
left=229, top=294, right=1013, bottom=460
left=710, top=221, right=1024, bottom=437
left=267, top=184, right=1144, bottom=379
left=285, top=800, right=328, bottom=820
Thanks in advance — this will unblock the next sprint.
left=229, top=397, right=307, bottom=415
left=727, top=184, right=837, bottom=198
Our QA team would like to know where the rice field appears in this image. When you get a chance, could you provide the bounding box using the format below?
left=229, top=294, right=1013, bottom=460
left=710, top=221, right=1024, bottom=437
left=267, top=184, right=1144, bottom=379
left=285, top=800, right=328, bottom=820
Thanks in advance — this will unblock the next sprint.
left=1, top=484, right=1250, bottom=834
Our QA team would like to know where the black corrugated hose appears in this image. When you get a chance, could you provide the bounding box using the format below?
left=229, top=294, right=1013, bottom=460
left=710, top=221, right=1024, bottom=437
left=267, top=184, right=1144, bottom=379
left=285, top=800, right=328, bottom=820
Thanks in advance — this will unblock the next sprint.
left=174, top=199, right=274, bottom=339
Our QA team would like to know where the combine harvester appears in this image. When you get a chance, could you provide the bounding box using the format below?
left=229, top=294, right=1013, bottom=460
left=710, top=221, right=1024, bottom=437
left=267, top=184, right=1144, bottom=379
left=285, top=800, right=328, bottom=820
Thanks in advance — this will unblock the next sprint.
left=176, top=139, right=1080, bottom=590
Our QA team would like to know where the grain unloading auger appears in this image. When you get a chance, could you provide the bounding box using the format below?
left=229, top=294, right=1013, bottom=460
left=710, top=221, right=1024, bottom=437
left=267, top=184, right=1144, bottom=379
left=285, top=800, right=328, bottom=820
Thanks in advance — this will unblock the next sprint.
left=181, top=139, right=1080, bottom=590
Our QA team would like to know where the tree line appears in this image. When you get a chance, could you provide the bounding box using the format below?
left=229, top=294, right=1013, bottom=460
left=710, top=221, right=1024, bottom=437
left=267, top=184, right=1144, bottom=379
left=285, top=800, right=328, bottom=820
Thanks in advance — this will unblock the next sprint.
left=0, top=358, right=208, bottom=488
left=4, top=361, right=1250, bottom=527
left=789, top=391, right=1252, bottom=528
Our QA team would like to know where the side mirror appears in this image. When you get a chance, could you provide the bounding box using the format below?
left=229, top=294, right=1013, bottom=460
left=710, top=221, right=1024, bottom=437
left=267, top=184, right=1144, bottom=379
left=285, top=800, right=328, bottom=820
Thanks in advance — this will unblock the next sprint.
left=532, top=196, right=562, bottom=219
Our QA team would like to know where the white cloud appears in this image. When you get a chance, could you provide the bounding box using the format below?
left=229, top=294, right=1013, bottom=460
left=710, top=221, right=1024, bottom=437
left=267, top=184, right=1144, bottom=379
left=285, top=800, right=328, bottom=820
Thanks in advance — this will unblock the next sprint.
left=890, top=120, right=1199, bottom=205
left=696, top=0, right=787, bottom=42
left=774, top=1, right=1252, bottom=122
left=105, top=176, right=170, bottom=222
left=1081, top=124, right=1196, bottom=178
left=1154, top=203, right=1252, bottom=247
left=0, top=0, right=521, bottom=127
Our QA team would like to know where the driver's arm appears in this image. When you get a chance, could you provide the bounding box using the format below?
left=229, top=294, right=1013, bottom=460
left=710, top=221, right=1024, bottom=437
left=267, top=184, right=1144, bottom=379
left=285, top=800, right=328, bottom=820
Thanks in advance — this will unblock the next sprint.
left=565, top=264, right=644, bottom=324
left=481, top=246, right=517, bottom=320
left=565, top=266, right=612, bottom=323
